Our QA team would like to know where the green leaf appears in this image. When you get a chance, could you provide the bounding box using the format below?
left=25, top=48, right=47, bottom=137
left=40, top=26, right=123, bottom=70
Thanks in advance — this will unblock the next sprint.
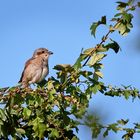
left=114, top=13, right=122, bottom=17
left=83, top=48, right=95, bottom=55
left=103, top=129, right=109, bottom=137
left=92, top=84, right=100, bottom=94
left=16, top=128, right=25, bottom=135
left=128, top=0, right=134, bottom=6
left=49, top=129, right=59, bottom=138
left=80, top=71, right=93, bottom=78
left=88, top=53, right=106, bottom=66
left=117, top=1, right=128, bottom=11
left=54, top=64, right=71, bottom=71
left=122, top=129, right=135, bottom=140
left=73, top=56, right=82, bottom=70
left=72, top=136, right=79, bottom=140
left=30, top=117, right=46, bottom=139
left=105, top=39, right=120, bottom=53
left=90, top=16, right=106, bottom=37
left=122, top=134, right=130, bottom=140
left=95, top=71, right=103, bottom=78
left=124, top=91, right=130, bottom=100
left=138, top=2, right=140, bottom=7
left=114, top=12, right=133, bottom=36
left=122, top=12, right=133, bottom=23
left=0, top=109, right=6, bottom=121
left=109, top=123, right=118, bottom=133
left=115, top=22, right=127, bottom=35
left=47, top=80, right=54, bottom=91
left=23, top=108, right=31, bottom=119
left=73, top=54, right=87, bottom=70
left=96, top=45, right=108, bottom=52
left=117, top=119, right=129, bottom=125
left=134, top=123, right=140, bottom=129
left=0, top=119, right=4, bottom=125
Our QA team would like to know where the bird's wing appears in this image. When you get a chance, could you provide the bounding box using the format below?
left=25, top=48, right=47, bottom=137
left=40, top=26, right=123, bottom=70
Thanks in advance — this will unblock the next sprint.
left=18, top=58, right=35, bottom=83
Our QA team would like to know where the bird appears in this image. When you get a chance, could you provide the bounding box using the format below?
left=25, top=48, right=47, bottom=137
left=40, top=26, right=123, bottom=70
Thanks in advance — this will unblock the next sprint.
left=19, top=48, right=53, bottom=88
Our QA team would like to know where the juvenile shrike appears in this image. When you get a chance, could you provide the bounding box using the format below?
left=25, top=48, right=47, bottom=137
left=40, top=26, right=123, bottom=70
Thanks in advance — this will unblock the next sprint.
left=19, top=48, right=53, bottom=88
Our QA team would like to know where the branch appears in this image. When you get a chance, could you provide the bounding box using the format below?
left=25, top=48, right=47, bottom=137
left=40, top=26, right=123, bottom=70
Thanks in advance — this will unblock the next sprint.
left=82, top=4, right=139, bottom=67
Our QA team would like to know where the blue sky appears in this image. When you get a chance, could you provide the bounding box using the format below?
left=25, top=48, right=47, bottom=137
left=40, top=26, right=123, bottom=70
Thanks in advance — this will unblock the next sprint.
left=0, top=0, right=140, bottom=139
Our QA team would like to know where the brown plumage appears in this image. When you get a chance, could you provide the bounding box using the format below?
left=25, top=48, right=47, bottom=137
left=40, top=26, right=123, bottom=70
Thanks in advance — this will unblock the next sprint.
left=19, top=48, right=53, bottom=88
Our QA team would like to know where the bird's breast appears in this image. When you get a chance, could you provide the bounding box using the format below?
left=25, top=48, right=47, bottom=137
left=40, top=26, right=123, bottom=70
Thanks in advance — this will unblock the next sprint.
left=38, top=66, right=49, bottom=83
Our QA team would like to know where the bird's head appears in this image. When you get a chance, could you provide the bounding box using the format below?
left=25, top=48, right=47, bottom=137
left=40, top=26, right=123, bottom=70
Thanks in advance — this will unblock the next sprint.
left=33, top=48, right=53, bottom=59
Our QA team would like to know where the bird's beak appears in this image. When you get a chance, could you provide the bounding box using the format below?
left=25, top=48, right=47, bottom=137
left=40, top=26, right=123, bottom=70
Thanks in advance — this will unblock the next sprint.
left=49, top=51, right=53, bottom=55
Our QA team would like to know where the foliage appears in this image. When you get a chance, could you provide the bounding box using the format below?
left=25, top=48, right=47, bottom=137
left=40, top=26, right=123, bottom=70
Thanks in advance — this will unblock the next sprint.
left=0, top=0, right=140, bottom=139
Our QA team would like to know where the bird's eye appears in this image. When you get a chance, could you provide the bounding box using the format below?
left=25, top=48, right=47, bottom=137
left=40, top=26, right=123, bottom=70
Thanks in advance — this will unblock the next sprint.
left=42, top=51, right=45, bottom=53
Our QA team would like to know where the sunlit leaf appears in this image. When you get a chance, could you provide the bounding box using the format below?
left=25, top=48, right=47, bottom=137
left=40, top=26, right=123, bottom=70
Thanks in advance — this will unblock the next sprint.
left=23, top=108, right=31, bottom=119
left=30, top=117, right=46, bottom=139
left=72, top=136, right=79, bottom=140
left=96, top=45, right=108, bottom=52
left=0, top=109, right=6, bottom=121
left=115, top=22, right=127, bottom=35
left=95, top=71, right=103, bottom=78
left=83, top=48, right=95, bottom=54
left=88, top=53, right=106, bottom=66
left=16, top=128, right=25, bottom=135
left=73, top=54, right=87, bottom=70
left=49, top=129, right=59, bottom=138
